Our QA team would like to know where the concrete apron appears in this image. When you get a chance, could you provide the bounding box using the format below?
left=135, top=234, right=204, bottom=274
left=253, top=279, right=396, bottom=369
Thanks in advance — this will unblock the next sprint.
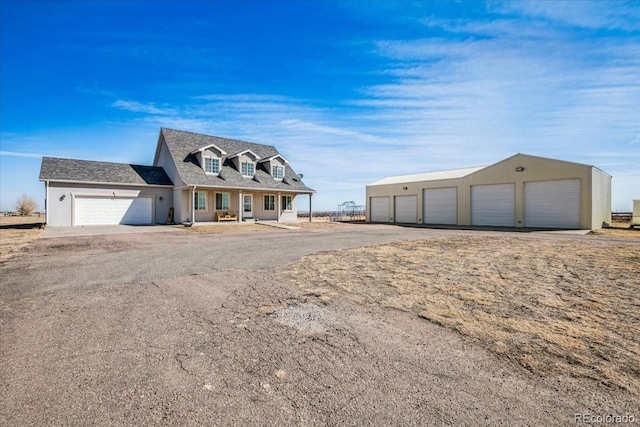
left=41, top=224, right=185, bottom=239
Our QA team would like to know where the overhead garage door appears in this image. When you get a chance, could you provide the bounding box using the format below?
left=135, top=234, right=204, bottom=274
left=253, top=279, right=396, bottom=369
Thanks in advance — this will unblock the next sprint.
left=471, top=184, right=515, bottom=227
left=395, top=195, right=417, bottom=223
left=423, top=188, right=457, bottom=225
left=75, top=197, right=153, bottom=225
left=524, top=179, right=580, bottom=229
left=370, top=197, right=390, bottom=222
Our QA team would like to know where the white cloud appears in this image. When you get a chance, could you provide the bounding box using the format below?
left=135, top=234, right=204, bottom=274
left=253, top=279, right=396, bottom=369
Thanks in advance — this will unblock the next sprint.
left=112, top=100, right=176, bottom=115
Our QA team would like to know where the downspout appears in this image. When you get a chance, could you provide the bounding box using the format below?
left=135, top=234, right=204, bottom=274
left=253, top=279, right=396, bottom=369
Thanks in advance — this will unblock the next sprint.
left=309, top=193, right=313, bottom=222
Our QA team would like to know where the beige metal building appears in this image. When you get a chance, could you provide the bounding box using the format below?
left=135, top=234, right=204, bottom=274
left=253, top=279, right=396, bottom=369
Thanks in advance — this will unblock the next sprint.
left=366, top=153, right=611, bottom=230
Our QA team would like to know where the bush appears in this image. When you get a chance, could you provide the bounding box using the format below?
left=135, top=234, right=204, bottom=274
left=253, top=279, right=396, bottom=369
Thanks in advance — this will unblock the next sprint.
left=15, top=194, right=38, bottom=216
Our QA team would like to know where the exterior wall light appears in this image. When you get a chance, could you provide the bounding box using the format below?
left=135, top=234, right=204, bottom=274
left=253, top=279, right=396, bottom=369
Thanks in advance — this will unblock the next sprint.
left=59, top=194, right=65, bottom=201
left=402, top=186, right=408, bottom=190
left=515, top=167, right=525, bottom=172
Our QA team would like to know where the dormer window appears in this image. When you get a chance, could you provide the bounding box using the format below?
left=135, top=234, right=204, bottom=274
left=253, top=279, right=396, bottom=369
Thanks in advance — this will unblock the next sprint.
left=241, top=162, right=255, bottom=177
left=204, top=157, right=220, bottom=174
left=272, top=165, right=284, bottom=180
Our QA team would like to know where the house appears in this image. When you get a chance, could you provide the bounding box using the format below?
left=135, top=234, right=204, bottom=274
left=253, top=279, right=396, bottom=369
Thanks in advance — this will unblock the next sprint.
left=366, top=153, right=611, bottom=230
left=39, top=128, right=315, bottom=226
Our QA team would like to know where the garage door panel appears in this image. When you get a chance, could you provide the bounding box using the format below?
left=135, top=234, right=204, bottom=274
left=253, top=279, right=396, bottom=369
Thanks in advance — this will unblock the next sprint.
left=524, top=179, right=580, bottom=229
left=423, top=188, right=457, bottom=225
left=370, top=197, right=390, bottom=222
left=75, top=197, right=152, bottom=225
left=395, top=195, right=417, bottom=223
left=471, top=184, right=515, bottom=227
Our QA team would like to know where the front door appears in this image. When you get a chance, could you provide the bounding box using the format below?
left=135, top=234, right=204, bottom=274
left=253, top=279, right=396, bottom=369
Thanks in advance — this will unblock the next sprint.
left=243, top=194, right=253, bottom=218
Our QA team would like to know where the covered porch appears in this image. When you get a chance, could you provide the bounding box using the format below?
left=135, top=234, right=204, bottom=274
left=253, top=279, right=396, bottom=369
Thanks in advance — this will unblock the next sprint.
left=174, top=186, right=314, bottom=224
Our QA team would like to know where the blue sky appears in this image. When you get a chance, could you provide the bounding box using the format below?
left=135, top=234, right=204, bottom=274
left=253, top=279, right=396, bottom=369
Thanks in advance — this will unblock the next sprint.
left=1, top=0, right=639, bottom=212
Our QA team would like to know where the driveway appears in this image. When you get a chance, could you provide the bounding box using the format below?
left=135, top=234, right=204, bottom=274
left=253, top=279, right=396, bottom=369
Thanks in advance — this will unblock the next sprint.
left=41, top=224, right=185, bottom=238
left=1, top=224, right=635, bottom=425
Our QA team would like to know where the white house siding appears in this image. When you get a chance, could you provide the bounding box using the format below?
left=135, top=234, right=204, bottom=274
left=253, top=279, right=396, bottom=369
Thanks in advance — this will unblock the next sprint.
left=155, top=139, right=183, bottom=186
left=46, top=182, right=173, bottom=226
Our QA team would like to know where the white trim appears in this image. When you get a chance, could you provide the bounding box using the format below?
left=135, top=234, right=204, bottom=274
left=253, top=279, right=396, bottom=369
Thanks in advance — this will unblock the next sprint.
left=229, top=149, right=261, bottom=160
left=189, top=143, right=227, bottom=156
left=258, top=154, right=289, bottom=164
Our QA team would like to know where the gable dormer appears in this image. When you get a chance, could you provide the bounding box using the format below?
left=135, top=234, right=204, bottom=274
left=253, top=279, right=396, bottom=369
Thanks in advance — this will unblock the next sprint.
left=259, top=154, right=288, bottom=181
left=190, top=144, right=227, bottom=176
left=229, top=149, right=260, bottom=178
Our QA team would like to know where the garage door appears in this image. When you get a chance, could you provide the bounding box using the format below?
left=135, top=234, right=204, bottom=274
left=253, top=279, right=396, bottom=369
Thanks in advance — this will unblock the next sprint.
left=471, top=184, right=515, bottom=227
left=370, top=197, right=390, bottom=222
left=395, top=195, right=417, bottom=223
left=524, top=179, right=580, bottom=229
left=75, top=197, right=153, bottom=225
left=423, top=188, right=457, bottom=225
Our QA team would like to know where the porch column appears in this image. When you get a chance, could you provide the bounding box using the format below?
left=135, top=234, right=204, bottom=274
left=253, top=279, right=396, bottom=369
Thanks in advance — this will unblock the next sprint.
left=277, top=192, right=281, bottom=222
left=238, top=191, right=243, bottom=222
left=191, top=187, right=196, bottom=224
left=309, top=193, right=313, bottom=222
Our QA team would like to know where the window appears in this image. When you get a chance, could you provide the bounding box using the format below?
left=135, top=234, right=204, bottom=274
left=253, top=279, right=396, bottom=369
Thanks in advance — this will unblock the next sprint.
left=215, top=192, right=230, bottom=210
left=241, top=162, right=255, bottom=177
left=272, top=165, right=284, bottom=180
left=264, top=194, right=275, bottom=211
left=204, top=157, right=220, bottom=174
left=195, top=191, right=207, bottom=211
left=282, top=195, right=292, bottom=211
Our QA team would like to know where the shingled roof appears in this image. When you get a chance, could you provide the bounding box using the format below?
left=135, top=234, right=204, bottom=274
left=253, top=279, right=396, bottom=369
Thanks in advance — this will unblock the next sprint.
left=160, top=128, right=314, bottom=192
left=40, top=157, right=173, bottom=186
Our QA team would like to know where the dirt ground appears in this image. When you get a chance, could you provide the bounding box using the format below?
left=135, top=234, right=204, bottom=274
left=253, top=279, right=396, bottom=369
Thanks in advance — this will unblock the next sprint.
left=1, top=223, right=639, bottom=425
left=591, top=220, right=640, bottom=238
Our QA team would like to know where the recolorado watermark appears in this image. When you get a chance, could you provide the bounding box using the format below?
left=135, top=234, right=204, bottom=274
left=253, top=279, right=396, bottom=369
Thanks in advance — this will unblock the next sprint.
left=575, top=414, right=635, bottom=424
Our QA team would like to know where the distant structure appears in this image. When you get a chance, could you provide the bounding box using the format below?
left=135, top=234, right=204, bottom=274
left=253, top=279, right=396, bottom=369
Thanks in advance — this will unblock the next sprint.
left=330, top=201, right=365, bottom=222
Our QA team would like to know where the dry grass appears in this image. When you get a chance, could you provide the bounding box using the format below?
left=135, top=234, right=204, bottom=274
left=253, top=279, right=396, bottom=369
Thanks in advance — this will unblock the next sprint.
left=591, top=221, right=640, bottom=239
left=0, top=215, right=45, bottom=261
left=284, top=236, right=640, bottom=394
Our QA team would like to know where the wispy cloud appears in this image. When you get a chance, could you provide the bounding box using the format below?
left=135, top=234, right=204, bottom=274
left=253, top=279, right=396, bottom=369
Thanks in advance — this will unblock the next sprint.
left=112, top=100, right=176, bottom=115
left=0, top=151, right=48, bottom=158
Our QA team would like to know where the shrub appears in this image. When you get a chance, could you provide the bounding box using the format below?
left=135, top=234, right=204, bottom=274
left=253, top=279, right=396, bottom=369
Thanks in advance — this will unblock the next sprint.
left=15, top=194, right=38, bottom=216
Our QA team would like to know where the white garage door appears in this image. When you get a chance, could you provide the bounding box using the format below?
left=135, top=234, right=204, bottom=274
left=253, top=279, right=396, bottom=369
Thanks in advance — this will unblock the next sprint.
left=471, top=184, right=515, bottom=227
left=524, top=179, right=580, bottom=229
left=395, top=195, right=417, bottom=223
left=75, top=197, right=153, bottom=225
left=370, top=197, right=390, bottom=222
left=423, top=188, right=457, bottom=225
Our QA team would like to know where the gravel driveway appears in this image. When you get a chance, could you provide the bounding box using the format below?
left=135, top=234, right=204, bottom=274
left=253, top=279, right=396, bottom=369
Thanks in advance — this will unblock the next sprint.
left=1, top=224, right=636, bottom=425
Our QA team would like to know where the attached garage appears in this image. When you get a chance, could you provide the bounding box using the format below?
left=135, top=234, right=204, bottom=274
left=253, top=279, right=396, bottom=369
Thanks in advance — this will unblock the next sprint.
left=524, top=179, right=580, bottom=228
left=471, top=183, right=515, bottom=227
left=40, top=157, right=173, bottom=226
left=423, top=187, right=457, bottom=225
left=74, top=196, right=153, bottom=225
left=395, top=195, right=417, bottom=223
left=370, top=197, right=390, bottom=222
left=366, top=153, right=611, bottom=230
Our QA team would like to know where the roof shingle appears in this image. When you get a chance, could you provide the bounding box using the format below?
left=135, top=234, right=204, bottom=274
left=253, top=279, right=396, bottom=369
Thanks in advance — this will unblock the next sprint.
left=39, top=157, right=173, bottom=186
